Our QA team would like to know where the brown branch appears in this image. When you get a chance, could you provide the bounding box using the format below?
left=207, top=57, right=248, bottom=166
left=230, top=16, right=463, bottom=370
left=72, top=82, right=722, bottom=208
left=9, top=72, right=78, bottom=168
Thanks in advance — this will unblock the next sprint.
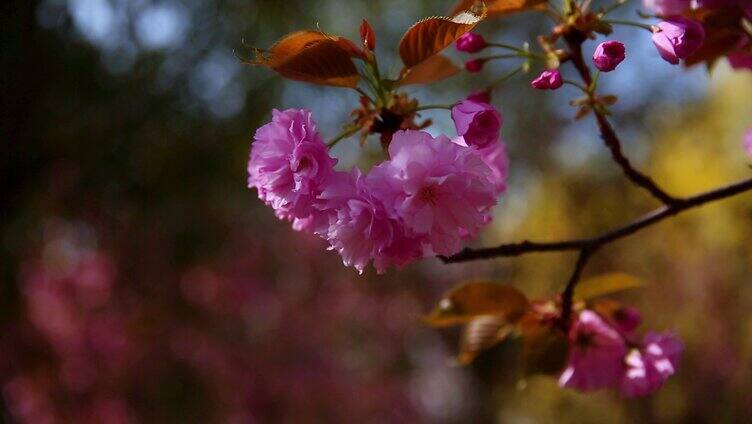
left=565, top=37, right=680, bottom=205
left=559, top=247, right=595, bottom=330
left=442, top=177, right=752, bottom=263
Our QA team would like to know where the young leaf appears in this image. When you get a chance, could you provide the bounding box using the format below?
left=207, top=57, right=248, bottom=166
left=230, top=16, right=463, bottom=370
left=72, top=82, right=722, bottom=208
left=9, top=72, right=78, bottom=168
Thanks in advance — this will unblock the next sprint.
left=360, top=19, right=376, bottom=51
left=396, top=54, right=460, bottom=86
left=424, top=281, right=529, bottom=327
left=449, top=0, right=546, bottom=18
left=457, top=315, right=513, bottom=364
left=520, top=313, right=569, bottom=375
left=251, top=31, right=361, bottom=88
left=573, top=272, right=644, bottom=301
left=398, top=6, right=486, bottom=68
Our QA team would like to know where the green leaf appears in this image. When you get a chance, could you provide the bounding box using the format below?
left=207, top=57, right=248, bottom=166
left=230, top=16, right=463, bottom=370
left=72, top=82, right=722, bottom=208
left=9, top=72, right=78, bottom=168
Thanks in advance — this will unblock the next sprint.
left=574, top=272, right=644, bottom=301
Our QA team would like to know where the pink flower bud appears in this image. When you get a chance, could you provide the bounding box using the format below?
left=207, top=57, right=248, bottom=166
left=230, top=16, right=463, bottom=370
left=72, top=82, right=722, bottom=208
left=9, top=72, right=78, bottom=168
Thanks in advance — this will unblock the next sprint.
left=651, top=18, right=705, bottom=65
left=619, top=332, right=683, bottom=398
left=451, top=100, right=503, bottom=149
left=455, top=32, right=487, bottom=53
left=592, top=40, right=626, bottom=72
left=744, top=128, right=752, bottom=158
left=466, top=89, right=492, bottom=104
left=465, top=58, right=486, bottom=73
left=531, top=69, right=563, bottom=90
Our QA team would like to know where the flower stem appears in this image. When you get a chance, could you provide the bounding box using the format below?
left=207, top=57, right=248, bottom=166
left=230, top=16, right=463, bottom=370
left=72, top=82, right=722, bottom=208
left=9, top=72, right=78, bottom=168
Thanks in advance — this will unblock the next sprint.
left=414, top=104, right=453, bottom=112
left=601, top=0, right=629, bottom=15
left=489, top=44, right=547, bottom=61
left=488, top=65, right=524, bottom=89
left=604, top=19, right=655, bottom=32
left=563, top=79, right=590, bottom=93
left=327, top=126, right=360, bottom=149
left=589, top=70, right=601, bottom=92
left=353, top=87, right=376, bottom=105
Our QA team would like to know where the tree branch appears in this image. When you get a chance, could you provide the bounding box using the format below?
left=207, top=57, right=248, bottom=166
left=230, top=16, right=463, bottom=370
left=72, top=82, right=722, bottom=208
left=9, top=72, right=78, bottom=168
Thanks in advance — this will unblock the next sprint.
left=442, top=177, right=752, bottom=263
left=565, top=38, right=680, bottom=205
left=559, top=247, right=595, bottom=330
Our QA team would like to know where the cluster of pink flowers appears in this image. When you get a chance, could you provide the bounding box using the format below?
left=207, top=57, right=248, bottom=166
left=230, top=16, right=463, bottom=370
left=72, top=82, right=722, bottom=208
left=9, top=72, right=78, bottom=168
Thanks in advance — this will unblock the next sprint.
left=645, top=0, right=752, bottom=68
left=248, top=101, right=508, bottom=273
left=4, top=225, right=137, bottom=423
left=559, top=309, right=683, bottom=397
left=3, top=221, right=441, bottom=422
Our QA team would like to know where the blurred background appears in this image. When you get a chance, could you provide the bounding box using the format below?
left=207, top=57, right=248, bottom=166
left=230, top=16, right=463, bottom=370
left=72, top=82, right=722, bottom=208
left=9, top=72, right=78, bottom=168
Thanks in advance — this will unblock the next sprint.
left=2, top=0, right=752, bottom=422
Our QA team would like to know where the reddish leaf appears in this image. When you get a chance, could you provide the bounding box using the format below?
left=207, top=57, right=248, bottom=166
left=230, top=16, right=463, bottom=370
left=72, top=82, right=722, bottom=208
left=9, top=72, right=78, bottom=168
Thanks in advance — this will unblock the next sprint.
left=360, top=19, right=376, bottom=51
left=251, top=31, right=361, bottom=87
left=396, top=54, right=460, bottom=86
left=450, top=0, right=546, bottom=18
left=457, top=315, right=513, bottom=364
left=424, top=282, right=529, bottom=327
left=398, top=6, right=486, bottom=68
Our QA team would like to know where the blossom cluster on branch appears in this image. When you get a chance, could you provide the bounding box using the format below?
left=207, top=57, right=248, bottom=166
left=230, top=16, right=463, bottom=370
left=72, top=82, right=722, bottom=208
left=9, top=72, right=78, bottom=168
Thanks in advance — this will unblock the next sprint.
left=243, top=0, right=752, bottom=399
left=248, top=105, right=508, bottom=273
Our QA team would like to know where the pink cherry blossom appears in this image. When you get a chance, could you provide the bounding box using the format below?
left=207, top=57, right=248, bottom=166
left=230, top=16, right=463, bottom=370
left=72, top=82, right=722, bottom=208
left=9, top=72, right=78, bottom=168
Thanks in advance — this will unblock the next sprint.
left=326, top=169, right=423, bottom=273
left=477, top=141, right=509, bottom=196
left=643, top=0, right=691, bottom=15
left=248, top=109, right=337, bottom=220
left=728, top=50, right=752, bottom=70
left=559, top=310, right=628, bottom=391
left=620, top=332, right=683, bottom=397
left=292, top=170, right=360, bottom=236
left=743, top=128, right=752, bottom=157
left=651, top=18, right=705, bottom=65
left=451, top=100, right=503, bottom=149
left=372, top=130, right=498, bottom=256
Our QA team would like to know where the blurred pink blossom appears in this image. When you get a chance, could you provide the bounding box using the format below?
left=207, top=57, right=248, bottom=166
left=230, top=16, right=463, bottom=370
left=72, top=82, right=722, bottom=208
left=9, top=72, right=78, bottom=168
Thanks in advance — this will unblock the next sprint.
left=620, top=332, right=683, bottom=397
left=559, top=310, right=628, bottom=391
left=248, top=108, right=337, bottom=221
left=643, top=0, right=691, bottom=15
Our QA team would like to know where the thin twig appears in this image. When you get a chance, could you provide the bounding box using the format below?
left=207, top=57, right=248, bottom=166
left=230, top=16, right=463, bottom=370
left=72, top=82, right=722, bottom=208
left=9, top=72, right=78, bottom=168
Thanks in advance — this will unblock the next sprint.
left=327, top=126, right=360, bottom=149
left=565, top=38, right=679, bottom=205
left=559, top=247, right=595, bottom=330
left=441, top=177, right=752, bottom=263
